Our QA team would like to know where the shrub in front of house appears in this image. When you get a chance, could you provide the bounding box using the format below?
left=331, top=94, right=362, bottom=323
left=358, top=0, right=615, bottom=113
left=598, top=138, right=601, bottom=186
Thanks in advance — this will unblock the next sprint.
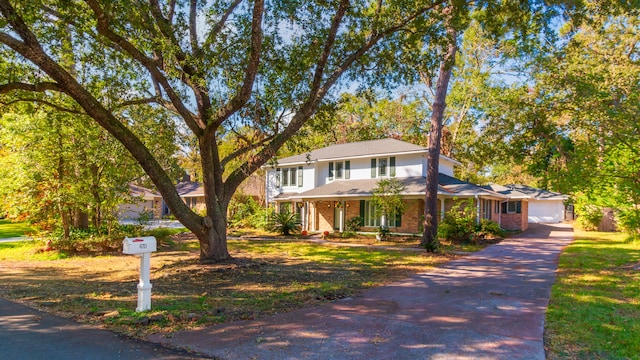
left=271, top=211, right=298, bottom=236
left=437, top=201, right=477, bottom=243
left=478, top=219, right=506, bottom=238
left=346, top=216, right=363, bottom=232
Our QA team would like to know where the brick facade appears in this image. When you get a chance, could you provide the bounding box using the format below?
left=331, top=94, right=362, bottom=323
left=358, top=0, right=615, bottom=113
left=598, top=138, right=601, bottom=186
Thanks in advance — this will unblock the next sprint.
left=305, top=198, right=529, bottom=233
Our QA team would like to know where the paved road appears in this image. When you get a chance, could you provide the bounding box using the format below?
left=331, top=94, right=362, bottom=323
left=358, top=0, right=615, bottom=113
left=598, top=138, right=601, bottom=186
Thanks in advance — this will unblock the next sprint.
left=147, top=223, right=574, bottom=360
left=0, top=299, right=210, bottom=360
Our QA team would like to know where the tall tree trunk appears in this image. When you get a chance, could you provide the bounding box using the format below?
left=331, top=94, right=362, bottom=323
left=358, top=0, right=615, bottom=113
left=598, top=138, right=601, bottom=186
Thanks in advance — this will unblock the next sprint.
left=90, top=164, right=102, bottom=230
left=73, top=208, right=89, bottom=229
left=421, top=21, right=458, bottom=252
left=197, top=135, right=232, bottom=262
left=57, top=155, right=70, bottom=239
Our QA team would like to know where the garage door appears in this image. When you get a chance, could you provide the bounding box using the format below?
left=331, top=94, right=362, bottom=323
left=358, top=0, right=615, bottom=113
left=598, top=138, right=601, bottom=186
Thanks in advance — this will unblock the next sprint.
left=528, top=200, right=564, bottom=223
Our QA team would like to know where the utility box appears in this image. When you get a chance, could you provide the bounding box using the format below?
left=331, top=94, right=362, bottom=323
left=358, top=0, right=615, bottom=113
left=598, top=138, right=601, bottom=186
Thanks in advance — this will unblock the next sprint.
left=123, top=236, right=157, bottom=255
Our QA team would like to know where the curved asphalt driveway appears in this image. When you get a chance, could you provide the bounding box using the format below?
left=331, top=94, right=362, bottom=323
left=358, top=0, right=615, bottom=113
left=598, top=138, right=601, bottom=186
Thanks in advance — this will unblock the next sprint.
left=148, top=223, right=574, bottom=360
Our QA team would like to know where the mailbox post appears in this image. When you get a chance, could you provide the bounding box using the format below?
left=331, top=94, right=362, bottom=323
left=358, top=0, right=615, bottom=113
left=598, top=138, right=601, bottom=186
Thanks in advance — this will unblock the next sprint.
left=123, top=236, right=157, bottom=312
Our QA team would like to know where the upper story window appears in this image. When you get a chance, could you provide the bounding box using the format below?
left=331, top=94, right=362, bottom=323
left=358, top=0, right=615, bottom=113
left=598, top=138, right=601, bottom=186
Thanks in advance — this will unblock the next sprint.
left=276, top=166, right=303, bottom=187
left=371, top=157, right=396, bottom=178
left=329, top=161, right=350, bottom=181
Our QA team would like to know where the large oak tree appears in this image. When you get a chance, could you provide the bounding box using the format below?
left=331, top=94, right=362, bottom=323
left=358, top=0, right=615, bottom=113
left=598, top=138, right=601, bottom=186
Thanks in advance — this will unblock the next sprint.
left=0, top=0, right=467, bottom=262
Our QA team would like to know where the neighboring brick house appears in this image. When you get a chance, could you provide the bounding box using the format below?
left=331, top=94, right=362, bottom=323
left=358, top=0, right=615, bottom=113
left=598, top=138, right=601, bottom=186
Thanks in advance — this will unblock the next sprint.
left=264, top=138, right=530, bottom=233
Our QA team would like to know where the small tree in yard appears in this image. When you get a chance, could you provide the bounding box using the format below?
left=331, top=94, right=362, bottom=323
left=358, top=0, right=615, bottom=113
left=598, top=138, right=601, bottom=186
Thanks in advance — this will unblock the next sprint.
left=372, top=178, right=406, bottom=238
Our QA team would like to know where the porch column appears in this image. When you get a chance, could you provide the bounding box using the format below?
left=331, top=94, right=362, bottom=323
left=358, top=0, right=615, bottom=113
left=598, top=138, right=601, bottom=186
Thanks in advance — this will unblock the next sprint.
left=339, top=201, right=345, bottom=232
left=440, top=198, right=446, bottom=220
left=476, top=195, right=481, bottom=224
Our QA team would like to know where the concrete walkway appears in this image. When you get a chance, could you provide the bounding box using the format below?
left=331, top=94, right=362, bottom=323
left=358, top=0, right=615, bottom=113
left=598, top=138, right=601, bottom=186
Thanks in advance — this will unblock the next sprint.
left=147, top=223, right=573, bottom=360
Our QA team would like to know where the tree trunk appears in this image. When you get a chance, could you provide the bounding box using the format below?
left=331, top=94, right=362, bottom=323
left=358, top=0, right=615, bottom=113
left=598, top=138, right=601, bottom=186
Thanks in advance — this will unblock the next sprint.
left=421, top=22, right=458, bottom=252
left=73, top=208, right=89, bottom=229
left=196, top=135, right=232, bottom=262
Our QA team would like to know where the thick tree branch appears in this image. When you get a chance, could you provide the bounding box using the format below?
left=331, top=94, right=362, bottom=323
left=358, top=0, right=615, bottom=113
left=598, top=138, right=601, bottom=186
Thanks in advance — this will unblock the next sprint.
left=309, top=0, right=349, bottom=96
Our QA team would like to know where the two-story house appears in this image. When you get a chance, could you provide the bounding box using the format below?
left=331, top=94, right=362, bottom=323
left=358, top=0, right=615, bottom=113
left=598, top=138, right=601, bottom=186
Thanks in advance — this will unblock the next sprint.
left=265, top=138, right=527, bottom=233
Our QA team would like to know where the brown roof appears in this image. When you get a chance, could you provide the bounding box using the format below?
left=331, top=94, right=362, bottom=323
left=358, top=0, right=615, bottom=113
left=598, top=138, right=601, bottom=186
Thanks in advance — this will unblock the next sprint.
left=129, top=184, right=160, bottom=200
left=176, top=181, right=204, bottom=197
left=274, top=138, right=429, bottom=165
left=274, top=175, right=506, bottom=201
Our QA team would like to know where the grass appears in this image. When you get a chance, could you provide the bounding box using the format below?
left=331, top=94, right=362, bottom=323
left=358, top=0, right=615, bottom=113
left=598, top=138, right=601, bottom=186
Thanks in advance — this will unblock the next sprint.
left=0, top=232, right=459, bottom=337
left=545, top=229, right=640, bottom=359
left=0, top=219, right=35, bottom=238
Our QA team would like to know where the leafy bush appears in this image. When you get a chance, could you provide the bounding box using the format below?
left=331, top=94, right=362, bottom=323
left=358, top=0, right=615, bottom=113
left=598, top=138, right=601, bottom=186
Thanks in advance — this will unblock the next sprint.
left=437, top=200, right=476, bottom=243
left=46, top=224, right=145, bottom=253
left=249, top=206, right=276, bottom=231
left=228, top=195, right=261, bottom=228
left=346, top=216, right=362, bottom=232
left=617, top=208, right=640, bottom=241
left=271, top=212, right=298, bottom=236
left=575, top=203, right=603, bottom=231
left=136, top=210, right=154, bottom=226
left=377, top=225, right=391, bottom=240
left=478, top=219, right=506, bottom=238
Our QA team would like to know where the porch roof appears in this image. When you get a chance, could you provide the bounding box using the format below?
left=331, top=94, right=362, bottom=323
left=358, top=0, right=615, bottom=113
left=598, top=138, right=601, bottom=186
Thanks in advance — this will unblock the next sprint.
left=274, top=174, right=507, bottom=201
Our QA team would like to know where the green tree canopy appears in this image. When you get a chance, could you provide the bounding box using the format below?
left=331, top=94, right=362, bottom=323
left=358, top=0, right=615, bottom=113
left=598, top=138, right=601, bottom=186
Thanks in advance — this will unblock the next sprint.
left=0, top=0, right=475, bottom=262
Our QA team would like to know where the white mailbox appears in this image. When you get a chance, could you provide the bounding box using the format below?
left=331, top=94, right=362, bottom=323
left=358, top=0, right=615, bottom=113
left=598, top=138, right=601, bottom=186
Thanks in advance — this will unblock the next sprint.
left=123, top=236, right=157, bottom=254
left=123, top=236, right=157, bottom=312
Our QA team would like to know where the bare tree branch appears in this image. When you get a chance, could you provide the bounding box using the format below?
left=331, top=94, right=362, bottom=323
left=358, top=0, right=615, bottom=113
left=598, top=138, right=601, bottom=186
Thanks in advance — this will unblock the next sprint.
left=189, top=0, right=198, bottom=53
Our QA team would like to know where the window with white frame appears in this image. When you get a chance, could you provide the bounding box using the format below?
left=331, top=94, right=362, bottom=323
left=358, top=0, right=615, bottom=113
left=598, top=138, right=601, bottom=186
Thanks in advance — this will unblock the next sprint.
left=500, top=200, right=522, bottom=214
left=362, top=200, right=400, bottom=227
left=276, top=166, right=303, bottom=187
left=370, top=157, right=396, bottom=178
left=483, top=199, right=492, bottom=219
left=329, top=161, right=350, bottom=181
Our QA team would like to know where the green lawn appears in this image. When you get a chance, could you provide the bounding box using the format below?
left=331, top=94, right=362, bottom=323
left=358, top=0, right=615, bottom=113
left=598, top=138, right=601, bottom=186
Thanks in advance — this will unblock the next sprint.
left=0, top=219, right=35, bottom=239
left=545, top=230, right=640, bottom=359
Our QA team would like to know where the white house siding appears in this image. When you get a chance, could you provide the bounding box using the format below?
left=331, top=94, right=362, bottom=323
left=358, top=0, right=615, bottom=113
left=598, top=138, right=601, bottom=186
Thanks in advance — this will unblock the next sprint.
left=439, top=158, right=456, bottom=177
left=528, top=200, right=565, bottom=223
left=394, top=154, right=424, bottom=177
